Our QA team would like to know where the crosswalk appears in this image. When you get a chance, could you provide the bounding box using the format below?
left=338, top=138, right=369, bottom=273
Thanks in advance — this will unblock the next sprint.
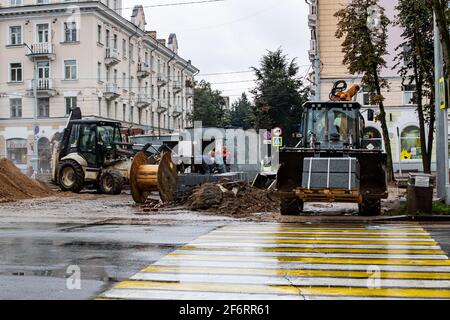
left=99, top=223, right=450, bottom=300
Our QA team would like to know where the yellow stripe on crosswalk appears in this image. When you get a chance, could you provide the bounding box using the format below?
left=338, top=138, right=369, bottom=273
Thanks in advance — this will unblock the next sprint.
left=207, top=232, right=433, bottom=239
left=142, top=265, right=450, bottom=280
left=180, top=245, right=446, bottom=255
left=166, top=253, right=450, bottom=266
left=195, top=238, right=437, bottom=246
left=115, top=281, right=450, bottom=299
left=219, top=228, right=427, bottom=234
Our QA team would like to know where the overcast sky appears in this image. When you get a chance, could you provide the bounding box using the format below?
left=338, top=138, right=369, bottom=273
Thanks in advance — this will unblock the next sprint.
left=123, top=0, right=311, bottom=103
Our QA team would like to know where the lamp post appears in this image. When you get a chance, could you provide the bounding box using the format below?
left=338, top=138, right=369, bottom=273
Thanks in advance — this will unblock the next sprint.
left=24, top=42, right=39, bottom=174
left=433, top=13, right=450, bottom=204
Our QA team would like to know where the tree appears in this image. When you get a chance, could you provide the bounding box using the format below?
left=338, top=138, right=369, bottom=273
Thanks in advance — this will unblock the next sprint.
left=190, top=80, right=228, bottom=127
left=335, top=0, right=395, bottom=181
left=251, top=48, right=309, bottom=144
left=430, top=0, right=450, bottom=86
left=229, top=93, right=255, bottom=130
left=394, top=0, right=435, bottom=173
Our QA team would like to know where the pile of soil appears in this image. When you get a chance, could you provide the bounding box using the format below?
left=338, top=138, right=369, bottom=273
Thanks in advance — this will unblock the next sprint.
left=186, top=181, right=280, bottom=216
left=0, top=158, right=54, bottom=203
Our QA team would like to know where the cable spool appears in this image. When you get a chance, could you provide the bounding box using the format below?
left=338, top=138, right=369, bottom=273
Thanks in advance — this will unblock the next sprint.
left=130, top=149, right=178, bottom=204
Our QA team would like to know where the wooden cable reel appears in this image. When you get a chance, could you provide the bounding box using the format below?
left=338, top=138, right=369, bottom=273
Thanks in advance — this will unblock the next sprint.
left=130, top=150, right=178, bottom=204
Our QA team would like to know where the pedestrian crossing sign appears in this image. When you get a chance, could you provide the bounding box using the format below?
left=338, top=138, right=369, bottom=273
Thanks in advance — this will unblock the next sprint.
left=272, top=136, right=283, bottom=147
left=439, top=77, right=447, bottom=110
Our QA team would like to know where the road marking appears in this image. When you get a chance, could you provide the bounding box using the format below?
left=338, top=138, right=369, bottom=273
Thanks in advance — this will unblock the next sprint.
left=180, top=245, right=445, bottom=255
left=141, top=265, right=450, bottom=280
left=99, top=223, right=450, bottom=300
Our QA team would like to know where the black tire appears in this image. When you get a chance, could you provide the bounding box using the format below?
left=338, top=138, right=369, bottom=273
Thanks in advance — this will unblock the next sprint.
left=280, top=197, right=304, bottom=216
left=359, top=199, right=382, bottom=216
left=57, top=160, right=85, bottom=193
left=99, top=169, right=123, bottom=195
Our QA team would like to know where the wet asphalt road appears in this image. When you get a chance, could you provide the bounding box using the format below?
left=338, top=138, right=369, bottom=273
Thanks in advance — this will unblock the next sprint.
left=0, top=222, right=221, bottom=300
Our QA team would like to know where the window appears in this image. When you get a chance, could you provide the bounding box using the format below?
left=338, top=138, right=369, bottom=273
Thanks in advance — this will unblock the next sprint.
left=403, top=84, right=417, bottom=105
left=122, top=104, right=126, bottom=121
left=64, top=60, right=77, bottom=80
left=36, top=23, right=49, bottom=43
left=98, top=97, right=102, bottom=116
left=114, top=101, right=118, bottom=119
left=113, top=34, right=118, bottom=49
left=401, top=126, right=422, bottom=161
left=362, top=86, right=372, bottom=106
left=105, top=29, right=110, bottom=48
left=9, top=26, right=22, bottom=45
left=38, top=98, right=49, bottom=118
left=64, top=22, right=77, bottom=42
left=97, top=62, right=102, bottom=82
left=122, top=72, right=127, bottom=90
left=106, top=101, right=111, bottom=118
left=130, top=43, right=134, bottom=61
left=122, top=39, right=127, bottom=58
left=10, top=63, right=22, bottom=82
left=97, top=25, right=102, bottom=43
left=362, top=127, right=382, bottom=150
left=65, top=97, right=77, bottom=115
left=10, top=98, right=22, bottom=118
left=130, top=106, right=134, bottom=123
left=6, top=138, right=27, bottom=165
left=10, top=0, right=23, bottom=6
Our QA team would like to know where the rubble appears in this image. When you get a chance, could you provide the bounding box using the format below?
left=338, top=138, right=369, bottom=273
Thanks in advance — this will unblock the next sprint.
left=0, top=158, right=54, bottom=203
left=186, top=181, right=280, bottom=216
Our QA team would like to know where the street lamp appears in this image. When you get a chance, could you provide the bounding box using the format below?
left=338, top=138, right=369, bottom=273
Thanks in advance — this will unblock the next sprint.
left=24, top=42, right=39, bottom=174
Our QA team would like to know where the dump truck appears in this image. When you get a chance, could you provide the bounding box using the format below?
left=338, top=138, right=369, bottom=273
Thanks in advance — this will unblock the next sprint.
left=277, top=82, right=388, bottom=216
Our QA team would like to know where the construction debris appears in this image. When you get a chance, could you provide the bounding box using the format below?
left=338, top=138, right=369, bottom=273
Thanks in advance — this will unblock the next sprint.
left=0, top=159, right=53, bottom=203
left=186, top=181, right=280, bottom=216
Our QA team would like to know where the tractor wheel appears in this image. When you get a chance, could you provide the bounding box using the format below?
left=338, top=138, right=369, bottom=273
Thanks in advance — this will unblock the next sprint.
left=57, top=160, right=85, bottom=193
left=358, top=199, right=382, bottom=216
left=280, top=197, right=304, bottom=216
left=99, top=170, right=124, bottom=195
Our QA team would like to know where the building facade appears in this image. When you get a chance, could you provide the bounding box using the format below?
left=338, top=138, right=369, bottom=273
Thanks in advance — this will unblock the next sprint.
left=0, top=0, right=198, bottom=172
left=307, top=0, right=436, bottom=172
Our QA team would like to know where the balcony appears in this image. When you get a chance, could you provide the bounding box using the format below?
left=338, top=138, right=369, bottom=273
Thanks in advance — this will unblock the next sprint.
left=26, top=43, right=55, bottom=61
left=157, top=101, right=167, bottom=113
left=27, top=78, right=56, bottom=97
left=104, top=83, right=120, bottom=100
left=136, top=94, right=151, bottom=108
left=105, top=48, right=120, bottom=66
left=157, top=74, right=168, bottom=87
left=172, top=105, right=183, bottom=118
left=173, top=81, right=182, bottom=93
left=137, top=63, right=151, bottom=79
left=308, top=14, right=317, bottom=28
left=186, top=87, right=194, bottom=98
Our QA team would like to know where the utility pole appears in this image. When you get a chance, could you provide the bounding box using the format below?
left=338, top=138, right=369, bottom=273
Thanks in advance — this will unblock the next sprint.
left=25, top=43, right=39, bottom=174
left=433, top=13, right=450, bottom=203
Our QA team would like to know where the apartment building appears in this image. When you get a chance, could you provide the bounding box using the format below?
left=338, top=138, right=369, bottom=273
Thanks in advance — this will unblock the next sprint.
left=307, top=0, right=435, bottom=172
left=0, top=0, right=198, bottom=172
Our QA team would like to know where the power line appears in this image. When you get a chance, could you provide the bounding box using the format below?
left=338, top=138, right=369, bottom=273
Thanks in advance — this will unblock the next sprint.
left=115, top=0, right=226, bottom=11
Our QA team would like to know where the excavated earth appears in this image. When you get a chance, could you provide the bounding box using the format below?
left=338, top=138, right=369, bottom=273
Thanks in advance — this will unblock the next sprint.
left=0, top=159, right=54, bottom=203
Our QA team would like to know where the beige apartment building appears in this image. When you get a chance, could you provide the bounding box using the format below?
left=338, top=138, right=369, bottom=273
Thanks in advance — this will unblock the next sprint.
left=307, top=0, right=435, bottom=172
left=0, top=0, right=198, bottom=172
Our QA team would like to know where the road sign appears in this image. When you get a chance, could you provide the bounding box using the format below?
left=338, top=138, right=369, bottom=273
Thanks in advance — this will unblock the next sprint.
left=439, top=77, right=447, bottom=110
left=272, top=137, right=283, bottom=147
left=263, top=131, right=272, bottom=140
left=273, top=127, right=283, bottom=137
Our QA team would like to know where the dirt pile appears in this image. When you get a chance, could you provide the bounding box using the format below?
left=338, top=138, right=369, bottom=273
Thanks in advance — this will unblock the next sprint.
left=0, top=158, right=53, bottom=203
left=186, top=181, right=280, bottom=216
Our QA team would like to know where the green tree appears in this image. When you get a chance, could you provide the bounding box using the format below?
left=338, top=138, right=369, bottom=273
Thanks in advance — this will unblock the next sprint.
left=430, top=0, right=450, bottom=85
left=229, top=93, right=255, bottom=129
left=190, top=80, right=228, bottom=127
left=394, top=0, right=435, bottom=173
left=335, top=0, right=394, bottom=181
left=251, top=48, right=309, bottom=144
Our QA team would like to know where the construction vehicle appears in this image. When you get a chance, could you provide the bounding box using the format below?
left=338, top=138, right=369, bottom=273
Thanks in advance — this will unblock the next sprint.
left=277, top=81, right=388, bottom=216
left=51, top=108, right=136, bottom=194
